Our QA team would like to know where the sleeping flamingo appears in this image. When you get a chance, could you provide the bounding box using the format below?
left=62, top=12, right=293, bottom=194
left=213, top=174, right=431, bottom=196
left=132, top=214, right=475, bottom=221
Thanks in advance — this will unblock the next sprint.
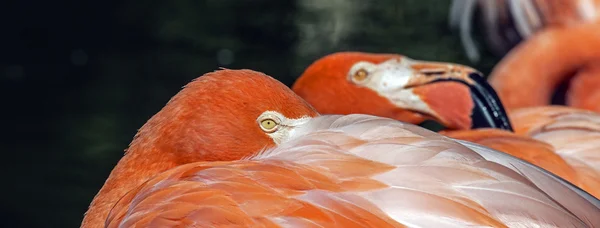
left=83, top=69, right=599, bottom=227
left=292, top=52, right=600, bottom=198
left=81, top=69, right=320, bottom=227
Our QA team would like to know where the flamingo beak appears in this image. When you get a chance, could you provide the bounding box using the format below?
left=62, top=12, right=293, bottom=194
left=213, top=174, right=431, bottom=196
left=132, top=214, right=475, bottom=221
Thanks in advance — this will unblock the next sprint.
left=347, top=57, right=513, bottom=131
left=420, top=71, right=514, bottom=131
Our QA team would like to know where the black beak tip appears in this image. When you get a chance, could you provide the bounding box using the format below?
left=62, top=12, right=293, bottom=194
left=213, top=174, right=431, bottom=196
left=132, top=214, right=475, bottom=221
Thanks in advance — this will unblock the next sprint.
left=467, top=72, right=514, bottom=132
left=468, top=72, right=486, bottom=82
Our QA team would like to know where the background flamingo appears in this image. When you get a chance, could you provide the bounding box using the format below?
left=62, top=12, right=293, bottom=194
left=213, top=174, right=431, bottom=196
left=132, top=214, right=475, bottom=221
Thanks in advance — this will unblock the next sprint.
left=449, top=0, right=600, bottom=112
left=292, top=51, right=600, bottom=198
left=449, top=0, right=600, bottom=63
left=488, top=22, right=600, bottom=113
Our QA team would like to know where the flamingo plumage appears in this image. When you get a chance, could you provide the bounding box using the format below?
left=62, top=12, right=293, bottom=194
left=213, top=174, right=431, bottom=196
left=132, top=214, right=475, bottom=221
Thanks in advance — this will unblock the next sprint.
left=509, top=106, right=600, bottom=197
left=83, top=68, right=600, bottom=227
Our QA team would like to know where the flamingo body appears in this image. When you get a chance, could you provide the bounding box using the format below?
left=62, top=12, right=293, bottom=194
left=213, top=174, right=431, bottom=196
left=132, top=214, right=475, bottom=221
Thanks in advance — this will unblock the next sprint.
left=441, top=128, right=581, bottom=187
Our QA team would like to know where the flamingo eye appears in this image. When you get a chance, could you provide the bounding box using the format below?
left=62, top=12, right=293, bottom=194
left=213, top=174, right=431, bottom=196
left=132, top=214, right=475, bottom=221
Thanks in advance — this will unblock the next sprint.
left=259, top=118, right=279, bottom=133
left=352, top=69, right=369, bottom=82
left=256, top=111, right=311, bottom=145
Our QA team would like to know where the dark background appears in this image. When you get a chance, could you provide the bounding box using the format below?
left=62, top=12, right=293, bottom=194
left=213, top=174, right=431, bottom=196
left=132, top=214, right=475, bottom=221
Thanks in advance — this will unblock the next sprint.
left=1, top=1, right=500, bottom=227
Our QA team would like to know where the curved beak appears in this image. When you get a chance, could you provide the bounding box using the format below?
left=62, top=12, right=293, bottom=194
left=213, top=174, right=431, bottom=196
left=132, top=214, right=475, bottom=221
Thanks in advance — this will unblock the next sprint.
left=349, top=57, right=513, bottom=131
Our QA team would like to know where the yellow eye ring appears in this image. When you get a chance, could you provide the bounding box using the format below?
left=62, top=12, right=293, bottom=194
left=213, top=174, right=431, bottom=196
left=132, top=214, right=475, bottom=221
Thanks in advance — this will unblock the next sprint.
left=259, top=118, right=279, bottom=133
left=353, top=69, right=369, bottom=82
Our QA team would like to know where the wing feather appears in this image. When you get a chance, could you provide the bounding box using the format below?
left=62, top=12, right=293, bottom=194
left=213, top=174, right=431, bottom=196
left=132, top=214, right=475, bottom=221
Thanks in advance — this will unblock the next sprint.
left=457, top=139, right=600, bottom=226
left=510, top=106, right=600, bottom=198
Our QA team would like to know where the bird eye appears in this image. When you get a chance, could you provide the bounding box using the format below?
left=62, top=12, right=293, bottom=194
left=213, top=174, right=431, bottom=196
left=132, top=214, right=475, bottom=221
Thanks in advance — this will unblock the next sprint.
left=353, top=69, right=369, bottom=82
left=259, top=118, right=279, bottom=133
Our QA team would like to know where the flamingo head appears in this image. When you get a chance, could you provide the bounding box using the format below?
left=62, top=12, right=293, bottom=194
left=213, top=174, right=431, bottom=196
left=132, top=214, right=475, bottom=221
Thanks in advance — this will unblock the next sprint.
left=130, top=69, right=320, bottom=162
left=292, top=52, right=513, bottom=131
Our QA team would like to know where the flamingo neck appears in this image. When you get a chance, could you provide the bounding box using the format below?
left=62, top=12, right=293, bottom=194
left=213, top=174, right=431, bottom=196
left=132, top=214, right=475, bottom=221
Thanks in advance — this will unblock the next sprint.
left=489, top=21, right=600, bottom=111
left=80, top=140, right=180, bottom=228
left=81, top=116, right=264, bottom=227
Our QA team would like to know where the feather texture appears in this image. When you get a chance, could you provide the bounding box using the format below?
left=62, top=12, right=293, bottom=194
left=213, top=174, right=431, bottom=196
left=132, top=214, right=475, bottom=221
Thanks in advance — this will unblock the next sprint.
left=510, top=106, right=600, bottom=199
left=107, top=114, right=600, bottom=227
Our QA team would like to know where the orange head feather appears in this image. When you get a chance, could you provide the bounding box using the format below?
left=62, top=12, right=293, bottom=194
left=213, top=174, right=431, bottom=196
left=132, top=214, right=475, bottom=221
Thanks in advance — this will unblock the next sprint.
left=292, top=52, right=428, bottom=125
left=130, top=68, right=319, bottom=162
left=293, top=52, right=512, bottom=131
